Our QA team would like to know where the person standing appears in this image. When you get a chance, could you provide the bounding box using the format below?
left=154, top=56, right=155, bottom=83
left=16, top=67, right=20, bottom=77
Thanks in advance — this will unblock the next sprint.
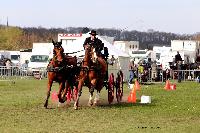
left=177, top=61, right=182, bottom=82
left=175, top=51, right=182, bottom=82
left=110, top=55, right=115, bottom=66
left=138, top=62, right=144, bottom=82
left=151, top=61, right=157, bottom=81
left=5, top=59, right=11, bottom=76
left=175, top=51, right=182, bottom=63
left=128, top=60, right=135, bottom=85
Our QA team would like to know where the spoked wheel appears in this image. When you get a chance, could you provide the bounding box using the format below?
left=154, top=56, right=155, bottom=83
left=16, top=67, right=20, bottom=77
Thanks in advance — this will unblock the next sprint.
left=116, top=70, right=123, bottom=103
left=108, top=73, right=115, bottom=104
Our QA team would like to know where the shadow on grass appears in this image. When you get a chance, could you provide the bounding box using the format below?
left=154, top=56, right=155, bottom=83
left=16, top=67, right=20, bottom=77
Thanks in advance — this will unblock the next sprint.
left=45, top=107, right=55, bottom=110
left=98, top=101, right=156, bottom=108
left=140, top=82, right=163, bottom=85
left=41, top=102, right=157, bottom=110
left=39, top=98, right=159, bottom=110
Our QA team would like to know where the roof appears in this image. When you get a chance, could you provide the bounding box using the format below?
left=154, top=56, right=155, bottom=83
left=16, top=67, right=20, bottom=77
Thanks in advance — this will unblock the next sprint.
left=64, top=33, right=129, bottom=58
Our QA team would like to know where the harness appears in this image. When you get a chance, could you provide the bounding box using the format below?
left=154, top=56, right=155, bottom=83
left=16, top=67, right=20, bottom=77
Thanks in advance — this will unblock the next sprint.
left=47, top=59, right=75, bottom=72
left=47, top=47, right=75, bottom=72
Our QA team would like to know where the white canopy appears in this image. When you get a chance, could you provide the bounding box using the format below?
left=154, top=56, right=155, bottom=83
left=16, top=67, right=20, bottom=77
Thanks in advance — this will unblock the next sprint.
left=62, top=33, right=130, bottom=81
left=63, top=33, right=129, bottom=58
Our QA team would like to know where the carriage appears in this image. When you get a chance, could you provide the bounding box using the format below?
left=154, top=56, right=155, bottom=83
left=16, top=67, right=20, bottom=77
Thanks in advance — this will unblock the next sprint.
left=44, top=40, right=124, bottom=109
left=64, top=46, right=124, bottom=105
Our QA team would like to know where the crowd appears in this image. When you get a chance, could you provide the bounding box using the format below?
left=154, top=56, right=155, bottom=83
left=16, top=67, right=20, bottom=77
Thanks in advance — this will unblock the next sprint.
left=128, top=51, right=200, bottom=87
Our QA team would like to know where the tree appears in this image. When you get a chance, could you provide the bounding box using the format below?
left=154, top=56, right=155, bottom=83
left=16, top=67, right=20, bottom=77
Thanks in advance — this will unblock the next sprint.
left=0, top=26, right=24, bottom=50
left=82, top=27, right=90, bottom=34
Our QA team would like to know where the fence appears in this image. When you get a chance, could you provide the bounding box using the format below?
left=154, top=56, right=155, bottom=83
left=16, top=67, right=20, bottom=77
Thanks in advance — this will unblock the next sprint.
left=0, top=66, right=47, bottom=80
left=1, top=66, right=200, bottom=83
left=171, top=70, right=200, bottom=82
left=135, top=69, right=200, bottom=83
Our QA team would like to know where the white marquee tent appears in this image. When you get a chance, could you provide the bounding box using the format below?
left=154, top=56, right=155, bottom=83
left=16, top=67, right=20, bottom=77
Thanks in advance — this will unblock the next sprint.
left=62, top=33, right=130, bottom=81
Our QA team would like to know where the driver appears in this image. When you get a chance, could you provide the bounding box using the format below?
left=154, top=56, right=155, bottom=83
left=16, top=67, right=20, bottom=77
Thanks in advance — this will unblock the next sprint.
left=83, top=30, right=107, bottom=75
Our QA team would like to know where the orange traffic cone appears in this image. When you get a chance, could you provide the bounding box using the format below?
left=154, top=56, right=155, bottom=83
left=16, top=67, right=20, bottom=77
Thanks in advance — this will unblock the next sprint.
left=135, top=79, right=141, bottom=91
left=164, top=80, right=170, bottom=90
left=170, top=84, right=176, bottom=90
left=127, top=85, right=136, bottom=103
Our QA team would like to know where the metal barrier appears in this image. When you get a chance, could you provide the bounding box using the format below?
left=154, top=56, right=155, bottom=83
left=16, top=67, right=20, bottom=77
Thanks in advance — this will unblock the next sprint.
left=134, top=69, right=200, bottom=83
left=136, top=69, right=165, bottom=83
left=0, top=66, right=47, bottom=80
left=1, top=65, right=199, bottom=83
left=171, top=70, right=200, bottom=81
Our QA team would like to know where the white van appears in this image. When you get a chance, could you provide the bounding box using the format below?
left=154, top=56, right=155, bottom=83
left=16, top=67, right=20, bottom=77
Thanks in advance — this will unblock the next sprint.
left=8, top=51, right=20, bottom=66
left=27, top=43, right=53, bottom=75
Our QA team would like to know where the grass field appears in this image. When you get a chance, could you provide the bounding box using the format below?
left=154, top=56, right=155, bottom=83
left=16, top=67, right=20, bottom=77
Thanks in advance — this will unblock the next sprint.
left=0, top=79, right=200, bottom=133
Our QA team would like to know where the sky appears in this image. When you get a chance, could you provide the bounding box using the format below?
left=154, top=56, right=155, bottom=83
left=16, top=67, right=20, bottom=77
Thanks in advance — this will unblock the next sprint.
left=0, top=0, right=200, bottom=34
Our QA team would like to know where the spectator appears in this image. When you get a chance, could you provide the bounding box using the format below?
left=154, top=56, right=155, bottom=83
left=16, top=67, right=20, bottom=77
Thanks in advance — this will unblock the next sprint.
left=5, top=59, right=11, bottom=76
left=174, top=51, right=183, bottom=82
left=128, top=60, right=135, bottom=85
left=110, top=55, right=115, bottom=66
left=138, top=62, right=144, bottom=82
left=22, top=60, right=29, bottom=69
left=175, top=51, right=182, bottom=64
left=151, top=61, right=157, bottom=80
left=177, top=61, right=182, bottom=82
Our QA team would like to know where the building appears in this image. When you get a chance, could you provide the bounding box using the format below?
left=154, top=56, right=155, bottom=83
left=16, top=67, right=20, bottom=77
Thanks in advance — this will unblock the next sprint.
left=58, top=33, right=82, bottom=45
left=153, top=46, right=172, bottom=70
left=101, top=36, right=114, bottom=44
left=171, top=40, right=200, bottom=63
left=113, top=41, right=139, bottom=55
left=131, top=50, right=155, bottom=64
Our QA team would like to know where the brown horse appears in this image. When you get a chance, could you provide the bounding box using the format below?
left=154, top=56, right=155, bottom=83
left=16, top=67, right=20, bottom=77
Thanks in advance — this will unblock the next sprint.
left=44, top=40, right=77, bottom=108
left=74, top=45, right=107, bottom=110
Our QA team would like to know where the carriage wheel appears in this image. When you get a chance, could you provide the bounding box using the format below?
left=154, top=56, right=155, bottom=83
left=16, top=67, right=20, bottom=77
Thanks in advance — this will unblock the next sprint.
left=116, top=70, right=123, bottom=103
left=108, top=73, right=115, bottom=104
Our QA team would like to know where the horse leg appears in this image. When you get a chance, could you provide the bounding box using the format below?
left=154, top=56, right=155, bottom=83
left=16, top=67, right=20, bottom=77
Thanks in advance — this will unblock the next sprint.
left=44, top=80, right=53, bottom=108
left=94, top=91, right=100, bottom=106
left=94, top=79, right=104, bottom=106
left=65, top=80, right=72, bottom=105
left=60, top=80, right=69, bottom=103
left=57, top=81, right=65, bottom=103
left=88, top=90, right=94, bottom=106
left=74, top=79, right=84, bottom=110
left=88, top=79, right=96, bottom=106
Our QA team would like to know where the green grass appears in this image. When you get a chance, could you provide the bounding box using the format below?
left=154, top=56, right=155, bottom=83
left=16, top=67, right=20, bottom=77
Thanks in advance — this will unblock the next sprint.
left=0, top=79, right=200, bottom=133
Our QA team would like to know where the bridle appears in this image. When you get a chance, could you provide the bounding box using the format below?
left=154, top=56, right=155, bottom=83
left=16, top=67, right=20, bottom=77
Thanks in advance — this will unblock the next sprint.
left=53, top=45, right=64, bottom=63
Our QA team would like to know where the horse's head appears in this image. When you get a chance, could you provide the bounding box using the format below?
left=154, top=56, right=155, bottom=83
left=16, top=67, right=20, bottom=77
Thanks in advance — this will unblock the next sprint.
left=52, top=40, right=64, bottom=63
left=84, top=45, right=97, bottom=64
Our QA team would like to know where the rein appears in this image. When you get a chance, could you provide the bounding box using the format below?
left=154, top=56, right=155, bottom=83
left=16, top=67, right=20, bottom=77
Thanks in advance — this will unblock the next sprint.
left=65, top=49, right=85, bottom=55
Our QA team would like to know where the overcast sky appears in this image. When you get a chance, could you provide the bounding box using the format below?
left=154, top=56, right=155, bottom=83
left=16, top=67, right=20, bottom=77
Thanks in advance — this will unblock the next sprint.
left=0, top=0, right=199, bottom=34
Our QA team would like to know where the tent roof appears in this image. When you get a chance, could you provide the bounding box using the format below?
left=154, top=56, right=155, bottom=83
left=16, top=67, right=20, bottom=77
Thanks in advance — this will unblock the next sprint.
left=64, top=33, right=129, bottom=58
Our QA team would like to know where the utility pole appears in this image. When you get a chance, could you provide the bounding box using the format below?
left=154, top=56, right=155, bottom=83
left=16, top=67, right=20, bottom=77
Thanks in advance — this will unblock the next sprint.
left=7, top=17, right=9, bottom=27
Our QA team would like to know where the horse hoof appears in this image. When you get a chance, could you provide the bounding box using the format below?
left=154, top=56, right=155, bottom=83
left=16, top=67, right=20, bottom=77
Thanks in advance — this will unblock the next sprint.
left=44, top=105, right=48, bottom=109
left=94, top=101, right=99, bottom=106
left=59, top=99, right=65, bottom=103
left=62, top=96, right=66, bottom=102
left=74, top=106, right=78, bottom=110
left=88, top=102, right=93, bottom=107
left=44, top=102, right=48, bottom=108
left=58, top=102, right=62, bottom=107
